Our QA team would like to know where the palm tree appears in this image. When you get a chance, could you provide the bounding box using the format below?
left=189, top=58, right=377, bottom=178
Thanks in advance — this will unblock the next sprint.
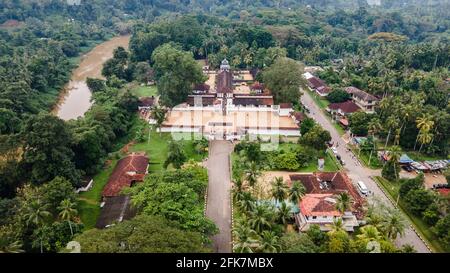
left=232, top=219, right=258, bottom=253
left=327, top=218, right=345, bottom=235
left=335, top=193, right=352, bottom=214
left=401, top=244, right=417, bottom=253
left=0, top=240, right=24, bottom=253
left=384, top=115, right=399, bottom=150
left=150, top=105, right=167, bottom=136
left=233, top=237, right=257, bottom=253
left=270, top=177, right=287, bottom=202
left=276, top=202, right=292, bottom=229
left=23, top=199, right=51, bottom=227
left=414, top=114, right=434, bottom=150
left=387, top=145, right=402, bottom=180
left=357, top=225, right=382, bottom=243
left=417, top=130, right=433, bottom=153
left=382, top=212, right=406, bottom=240
left=238, top=192, right=255, bottom=214
left=249, top=205, right=272, bottom=234
left=245, top=162, right=261, bottom=188
left=368, top=118, right=382, bottom=139
left=288, top=181, right=306, bottom=204
left=257, top=231, right=280, bottom=253
left=365, top=207, right=384, bottom=231
left=232, top=178, right=245, bottom=203
left=58, top=199, right=78, bottom=236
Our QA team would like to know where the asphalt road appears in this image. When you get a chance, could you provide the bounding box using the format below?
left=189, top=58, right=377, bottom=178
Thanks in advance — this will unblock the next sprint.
left=206, top=140, right=233, bottom=253
left=301, top=88, right=431, bottom=253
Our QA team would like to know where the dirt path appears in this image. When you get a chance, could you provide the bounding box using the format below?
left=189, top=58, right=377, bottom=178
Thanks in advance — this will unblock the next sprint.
left=205, top=140, right=233, bottom=253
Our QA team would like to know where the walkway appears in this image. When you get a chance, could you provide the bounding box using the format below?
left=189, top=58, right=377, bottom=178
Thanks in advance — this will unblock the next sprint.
left=206, top=140, right=233, bottom=253
left=301, top=88, right=430, bottom=253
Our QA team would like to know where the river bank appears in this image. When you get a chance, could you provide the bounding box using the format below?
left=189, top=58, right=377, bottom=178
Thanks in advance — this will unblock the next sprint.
left=54, top=35, right=131, bottom=121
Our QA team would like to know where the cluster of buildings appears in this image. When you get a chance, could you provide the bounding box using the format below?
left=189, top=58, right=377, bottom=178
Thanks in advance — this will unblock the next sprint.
left=303, top=71, right=380, bottom=128
left=288, top=171, right=365, bottom=232
left=158, top=59, right=304, bottom=140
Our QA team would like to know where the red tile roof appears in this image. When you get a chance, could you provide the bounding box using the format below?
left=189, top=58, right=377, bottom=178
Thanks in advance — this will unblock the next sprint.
left=279, top=103, right=293, bottom=109
left=102, top=153, right=149, bottom=197
left=344, top=86, right=378, bottom=102
left=290, top=172, right=365, bottom=218
left=293, top=112, right=306, bottom=123
left=328, top=101, right=361, bottom=114
left=300, top=194, right=342, bottom=217
left=316, top=86, right=331, bottom=95
left=307, top=77, right=326, bottom=89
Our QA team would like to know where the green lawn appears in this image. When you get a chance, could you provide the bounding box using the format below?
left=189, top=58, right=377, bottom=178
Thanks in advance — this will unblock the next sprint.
left=78, top=159, right=118, bottom=229
left=374, top=176, right=445, bottom=253
left=130, top=85, right=158, bottom=98
left=350, top=145, right=383, bottom=169
left=129, top=130, right=206, bottom=173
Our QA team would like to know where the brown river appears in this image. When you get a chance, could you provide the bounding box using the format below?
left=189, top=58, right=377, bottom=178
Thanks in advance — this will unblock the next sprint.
left=54, top=35, right=130, bottom=120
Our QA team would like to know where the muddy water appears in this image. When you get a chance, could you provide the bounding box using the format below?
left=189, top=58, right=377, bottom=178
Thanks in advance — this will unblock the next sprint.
left=54, top=35, right=130, bottom=120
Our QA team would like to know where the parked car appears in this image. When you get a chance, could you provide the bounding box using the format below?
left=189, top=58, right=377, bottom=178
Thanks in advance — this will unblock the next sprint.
left=357, top=181, right=369, bottom=197
left=331, top=147, right=338, bottom=154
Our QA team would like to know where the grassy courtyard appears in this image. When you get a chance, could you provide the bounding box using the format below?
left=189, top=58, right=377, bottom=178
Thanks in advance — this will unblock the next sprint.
left=130, top=84, right=158, bottom=98
left=374, top=176, right=445, bottom=253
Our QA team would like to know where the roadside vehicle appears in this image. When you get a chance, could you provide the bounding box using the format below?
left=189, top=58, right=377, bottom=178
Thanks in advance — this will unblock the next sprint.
left=357, top=181, right=369, bottom=196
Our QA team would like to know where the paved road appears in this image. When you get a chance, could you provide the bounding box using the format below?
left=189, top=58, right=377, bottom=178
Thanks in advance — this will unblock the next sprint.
left=206, top=140, right=233, bottom=253
left=301, top=88, right=431, bottom=253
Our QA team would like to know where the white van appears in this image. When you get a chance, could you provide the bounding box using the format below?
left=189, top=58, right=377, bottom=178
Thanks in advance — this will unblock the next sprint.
left=357, top=181, right=369, bottom=196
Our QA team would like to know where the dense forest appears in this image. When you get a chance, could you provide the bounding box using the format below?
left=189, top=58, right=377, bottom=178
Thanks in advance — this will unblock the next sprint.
left=0, top=0, right=449, bottom=253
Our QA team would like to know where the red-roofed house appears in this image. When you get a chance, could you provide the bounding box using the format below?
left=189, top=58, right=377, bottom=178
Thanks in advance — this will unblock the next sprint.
left=289, top=172, right=363, bottom=232
left=306, top=76, right=331, bottom=97
left=102, top=152, right=149, bottom=198
left=344, top=87, right=379, bottom=113
left=292, top=111, right=306, bottom=125
left=326, top=101, right=361, bottom=127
